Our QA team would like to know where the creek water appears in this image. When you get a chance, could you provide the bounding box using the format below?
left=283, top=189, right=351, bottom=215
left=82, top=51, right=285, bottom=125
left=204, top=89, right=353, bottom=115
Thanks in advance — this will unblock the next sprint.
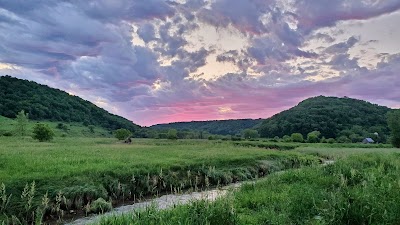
left=64, top=183, right=242, bottom=225
left=65, top=160, right=335, bottom=225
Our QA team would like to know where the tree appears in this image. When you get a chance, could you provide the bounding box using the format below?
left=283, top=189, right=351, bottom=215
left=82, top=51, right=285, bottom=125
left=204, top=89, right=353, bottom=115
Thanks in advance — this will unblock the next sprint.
left=32, top=123, right=54, bottom=142
left=167, top=129, right=178, bottom=140
left=337, top=135, right=351, bottom=143
left=242, top=129, right=259, bottom=139
left=326, top=138, right=336, bottom=144
left=114, top=128, right=132, bottom=140
left=387, top=110, right=400, bottom=148
left=282, top=135, right=292, bottom=142
left=15, top=110, right=29, bottom=136
left=307, top=131, right=321, bottom=143
left=291, top=133, right=304, bottom=142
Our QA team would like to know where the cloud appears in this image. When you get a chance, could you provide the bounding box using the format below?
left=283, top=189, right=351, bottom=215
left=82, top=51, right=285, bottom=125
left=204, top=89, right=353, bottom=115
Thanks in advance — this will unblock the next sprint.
left=0, top=0, right=399, bottom=126
left=294, top=0, right=400, bottom=33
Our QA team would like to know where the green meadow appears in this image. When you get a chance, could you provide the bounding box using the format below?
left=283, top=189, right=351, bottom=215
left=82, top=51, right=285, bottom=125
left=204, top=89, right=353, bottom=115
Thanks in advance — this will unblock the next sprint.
left=97, top=150, right=400, bottom=225
left=1, top=115, right=399, bottom=225
left=0, top=136, right=317, bottom=224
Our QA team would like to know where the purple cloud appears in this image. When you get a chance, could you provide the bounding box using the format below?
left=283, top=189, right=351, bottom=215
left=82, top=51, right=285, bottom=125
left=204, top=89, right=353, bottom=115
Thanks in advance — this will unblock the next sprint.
left=0, top=0, right=399, bottom=126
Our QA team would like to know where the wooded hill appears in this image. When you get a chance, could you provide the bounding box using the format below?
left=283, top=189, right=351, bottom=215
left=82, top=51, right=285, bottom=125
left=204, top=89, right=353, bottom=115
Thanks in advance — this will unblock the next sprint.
left=0, top=75, right=140, bottom=131
left=151, top=119, right=263, bottom=135
left=258, top=96, right=392, bottom=140
left=152, top=96, right=392, bottom=141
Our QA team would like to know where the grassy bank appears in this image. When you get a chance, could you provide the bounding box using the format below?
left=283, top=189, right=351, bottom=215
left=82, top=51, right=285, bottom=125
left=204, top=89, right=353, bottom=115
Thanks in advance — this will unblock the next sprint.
left=96, top=152, right=400, bottom=225
left=0, top=116, right=111, bottom=138
left=0, top=137, right=317, bottom=224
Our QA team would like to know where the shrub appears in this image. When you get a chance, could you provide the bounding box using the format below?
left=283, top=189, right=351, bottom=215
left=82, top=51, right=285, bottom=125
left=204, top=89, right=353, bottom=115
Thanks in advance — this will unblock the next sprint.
left=114, top=128, right=131, bottom=140
left=283, top=135, right=291, bottom=142
left=291, top=133, right=304, bottom=143
left=88, top=198, right=112, bottom=214
left=326, top=138, right=336, bottom=144
left=167, top=129, right=178, bottom=140
left=32, top=123, right=54, bottom=142
left=307, top=131, right=321, bottom=143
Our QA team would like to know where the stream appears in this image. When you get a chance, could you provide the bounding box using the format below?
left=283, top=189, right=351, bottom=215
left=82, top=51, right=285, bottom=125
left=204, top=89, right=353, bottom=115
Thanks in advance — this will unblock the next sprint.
left=64, top=183, right=243, bottom=225
left=65, top=160, right=335, bottom=225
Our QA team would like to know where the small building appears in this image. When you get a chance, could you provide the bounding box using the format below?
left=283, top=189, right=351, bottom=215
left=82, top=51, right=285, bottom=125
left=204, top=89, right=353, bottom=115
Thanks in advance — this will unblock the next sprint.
left=362, top=138, right=375, bottom=144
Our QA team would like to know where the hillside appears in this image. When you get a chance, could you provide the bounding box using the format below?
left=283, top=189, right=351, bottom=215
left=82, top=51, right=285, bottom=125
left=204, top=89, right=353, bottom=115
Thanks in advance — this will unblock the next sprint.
left=258, top=96, right=392, bottom=139
left=0, top=115, right=111, bottom=137
left=0, top=75, right=140, bottom=131
left=151, top=119, right=263, bottom=135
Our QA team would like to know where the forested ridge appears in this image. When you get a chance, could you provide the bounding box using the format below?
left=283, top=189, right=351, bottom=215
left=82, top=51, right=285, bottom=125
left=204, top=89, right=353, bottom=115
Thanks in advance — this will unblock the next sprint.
left=151, top=119, right=263, bottom=135
left=258, top=96, right=392, bottom=139
left=153, top=96, right=392, bottom=141
left=0, top=75, right=140, bottom=131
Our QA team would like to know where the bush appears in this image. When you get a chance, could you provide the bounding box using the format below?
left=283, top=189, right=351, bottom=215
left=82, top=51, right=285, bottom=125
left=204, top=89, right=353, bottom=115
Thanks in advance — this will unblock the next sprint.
left=114, top=128, right=132, bottom=140
left=32, top=123, right=54, bottom=142
left=167, top=129, right=178, bottom=140
left=326, top=138, right=336, bottom=144
left=307, top=131, right=321, bottom=143
left=291, top=133, right=304, bottom=143
left=88, top=198, right=112, bottom=214
left=283, top=135, right=291, bottom=142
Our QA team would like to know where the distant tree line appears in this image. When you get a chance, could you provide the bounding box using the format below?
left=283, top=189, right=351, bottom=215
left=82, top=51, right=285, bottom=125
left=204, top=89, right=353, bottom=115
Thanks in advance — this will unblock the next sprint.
left=151, top=119, right=263, bottom=136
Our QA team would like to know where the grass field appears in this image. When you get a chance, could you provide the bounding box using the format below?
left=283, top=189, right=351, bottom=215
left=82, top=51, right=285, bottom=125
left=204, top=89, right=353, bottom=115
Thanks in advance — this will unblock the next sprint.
left=0, top=115, right=111, bottom=138
left=295, top=146, right=400, bottom=159
left=97, top=150, right=400, bottom=225
left=0, top=137, right=318, bottom=224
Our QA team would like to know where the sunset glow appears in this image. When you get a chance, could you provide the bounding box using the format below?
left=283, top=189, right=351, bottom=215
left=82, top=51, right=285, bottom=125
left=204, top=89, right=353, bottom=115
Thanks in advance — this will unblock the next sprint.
left=0, top=1, right=399, bottom=126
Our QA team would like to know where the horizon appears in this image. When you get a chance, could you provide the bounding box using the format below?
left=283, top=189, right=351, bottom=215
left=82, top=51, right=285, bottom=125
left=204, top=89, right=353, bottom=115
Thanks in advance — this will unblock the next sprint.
left=1, top=1, right=400, bottom=126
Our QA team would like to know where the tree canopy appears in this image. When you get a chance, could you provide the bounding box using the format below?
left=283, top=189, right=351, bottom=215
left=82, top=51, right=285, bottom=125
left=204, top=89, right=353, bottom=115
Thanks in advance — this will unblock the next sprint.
left=0, top=76, right=139, bottom=132
left=388, top=110, right=400, bottom=148
left=151, top=119, right=263, bottom=136
left=258, top=96, right=391, bottom=139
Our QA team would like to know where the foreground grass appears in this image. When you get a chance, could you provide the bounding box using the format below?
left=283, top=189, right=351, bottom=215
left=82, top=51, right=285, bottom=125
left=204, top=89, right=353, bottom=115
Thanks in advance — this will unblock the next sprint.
left=98, top=152, right=400, bottom=225
left=0, top=137, right=317, bottom=223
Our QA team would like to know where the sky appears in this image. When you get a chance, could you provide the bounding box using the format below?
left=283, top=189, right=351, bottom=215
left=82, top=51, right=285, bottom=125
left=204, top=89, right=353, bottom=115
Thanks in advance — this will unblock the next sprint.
left=0, top=0, right=400, bottom=126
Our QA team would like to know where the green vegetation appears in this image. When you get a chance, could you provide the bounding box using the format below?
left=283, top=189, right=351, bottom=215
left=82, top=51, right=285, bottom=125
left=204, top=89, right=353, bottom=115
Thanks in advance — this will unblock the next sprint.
left=167, top=129, right=178, bottom=140
left=32, top=123, right=54, bottom=142
left=387, top=110, right=400, bottom=148
left=97, top=151, right=400, bottom=225
left=15, top=110, right=29, bottom=136
left=114, top=128, right=132, bottom=140
left=242, top=129, right=259, bottom=139
left=0, top=115, right=111, bottom=138
left=259, top=96, right=392, bottom=140
left=96, top=198, right=238, bottom=225
left=307, top=130, right=321, bottom=143
left=291, top=133, right=304, bottom=143
left=151, top=119, right=263, bottom=136
left=0, top=137, right=317, bottom=223
left=0, top=76, right=139, bottom=131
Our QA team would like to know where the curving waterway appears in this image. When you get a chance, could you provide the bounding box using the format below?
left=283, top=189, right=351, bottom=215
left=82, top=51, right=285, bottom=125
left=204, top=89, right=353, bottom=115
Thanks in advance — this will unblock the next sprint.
left=64, top=183, right=242, bottom=225
left=65, top=160, right=335, bottom=225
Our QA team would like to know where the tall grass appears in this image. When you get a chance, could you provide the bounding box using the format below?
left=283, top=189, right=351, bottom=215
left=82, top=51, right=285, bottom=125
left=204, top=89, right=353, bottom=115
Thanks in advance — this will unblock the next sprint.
left=0, top=137, right=317, bottom=224
left=96, top=196, right=238, bottom=225
left=97, top=153, right=400, bottom=225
